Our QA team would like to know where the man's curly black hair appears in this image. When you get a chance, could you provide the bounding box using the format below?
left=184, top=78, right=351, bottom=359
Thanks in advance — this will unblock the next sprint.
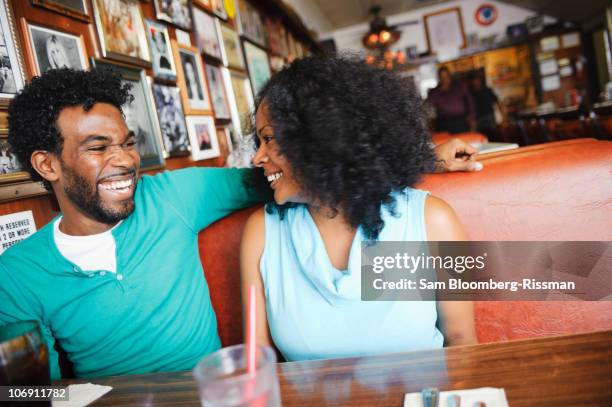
left=8, top=68, right=133, bottom=190
left=252, top=54, right=435, bottom=240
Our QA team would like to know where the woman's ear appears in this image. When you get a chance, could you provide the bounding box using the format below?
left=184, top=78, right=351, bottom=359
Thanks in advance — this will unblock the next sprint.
left=31, top=150, right=60, bottom=185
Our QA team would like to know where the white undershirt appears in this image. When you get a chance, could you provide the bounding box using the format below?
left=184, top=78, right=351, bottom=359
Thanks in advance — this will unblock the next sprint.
left=53, top=217, right=121, bottom=273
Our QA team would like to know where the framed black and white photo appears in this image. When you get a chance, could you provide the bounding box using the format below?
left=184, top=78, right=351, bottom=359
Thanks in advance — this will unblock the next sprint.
left=193, top=7, right=222, bottom=60
left=205, top=63, right=231, bottom=120
left=152, top=84, right=191, bottom=156
left=22, top=22, right=89, bottom=75
left=218, top=23, right=244, bottom=69
left=92, top=0, right=151, bottom=66
left=145, top=19, right=177, bottom=81
left=31, top=0, right=91, bottom=22
left=172, top=40, right=212, bottom=115
left=91, top=59, right=166, bottom=170
left=0, top=138, right=22, bottom=176
left=236, top=0, right=265, bottom=47
left=186, top=115, right=220, bottom=161
left=0, top=0, right=26, bottom=107
left=153, top=0, right=192, bottom=30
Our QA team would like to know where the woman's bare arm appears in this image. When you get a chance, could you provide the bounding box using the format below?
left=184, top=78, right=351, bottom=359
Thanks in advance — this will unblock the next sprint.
left=425, top=195, right=478, bottom=346
left=240, top=207, right=273, bottom=346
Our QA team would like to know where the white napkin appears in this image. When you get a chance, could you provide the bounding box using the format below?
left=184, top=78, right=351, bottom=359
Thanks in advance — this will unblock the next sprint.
left=404, top=387, right=508, bottom=407
left=52, top=383, right=112, bottom=407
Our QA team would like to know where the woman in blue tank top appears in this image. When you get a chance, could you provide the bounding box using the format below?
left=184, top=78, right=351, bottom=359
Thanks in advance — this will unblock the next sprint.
left=240, top=55, right=477, bottom=362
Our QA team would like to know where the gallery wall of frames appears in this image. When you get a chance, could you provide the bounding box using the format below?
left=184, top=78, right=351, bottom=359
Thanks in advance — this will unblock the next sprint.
left=0, top=0, right=315, bottom=226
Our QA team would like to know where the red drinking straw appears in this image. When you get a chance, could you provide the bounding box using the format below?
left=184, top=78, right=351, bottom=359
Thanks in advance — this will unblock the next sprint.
left=247, top=284, right=257, bottom=375
left=245, top=284, right=265, bottom=406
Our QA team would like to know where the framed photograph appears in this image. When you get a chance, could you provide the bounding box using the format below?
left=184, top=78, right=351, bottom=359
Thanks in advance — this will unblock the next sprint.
left=193, top=7, right=222, bottom=60
left=221, top=67, right=253, bottom=136
left=219, top=23, right=244, bottom=69
left=217, top=124, right=233, bottom=155
left=92, top=0, right=151, bottom=66
left=153, top=0, right=192, bottom=30
left=20, top=22, right=89, bottom=76
left=236, top=0, right=265, bottom=47
left=205, top=63, right=231, bottom=119
left=0, top=0, right=26, bottom=107
left=185, top=115, right=220, bottom=161
left=193, top=0, right=212, bottom=11
left=152, top=84, right=190, bottom=156
left=91, top=59, right=165, bottom=170
left=423, top=7, right=466, bottom=54
left=172, top=40, right=212, bottom=115
left=0, top=138, right=27, bottom=181
left=211, top=0, right=227, bottom=20
left=242, top=40, right=271, bottom=96
left=145, top=19, right=177, bottom=81
left=30, top=0, right=91, bottom=22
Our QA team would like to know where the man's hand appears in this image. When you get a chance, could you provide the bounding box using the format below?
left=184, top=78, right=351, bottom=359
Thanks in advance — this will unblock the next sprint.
left=433, top=138, right=483, bottom=173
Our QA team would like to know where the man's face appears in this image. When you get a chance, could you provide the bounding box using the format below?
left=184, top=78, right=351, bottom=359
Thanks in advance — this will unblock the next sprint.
left=55, top=103, right=141, bottom=225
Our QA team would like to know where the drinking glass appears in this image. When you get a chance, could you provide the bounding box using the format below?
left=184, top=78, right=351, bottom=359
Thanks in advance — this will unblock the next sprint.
left=0, top=320, right=51, bottom=406
left=193, top=344, right=282, bottom=407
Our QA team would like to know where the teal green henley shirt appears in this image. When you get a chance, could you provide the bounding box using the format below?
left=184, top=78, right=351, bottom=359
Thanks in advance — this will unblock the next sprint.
left=0, top=167, right=262, bottom=380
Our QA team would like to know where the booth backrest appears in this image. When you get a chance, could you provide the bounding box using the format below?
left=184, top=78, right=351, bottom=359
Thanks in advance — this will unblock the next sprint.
left=431, top=131, right=488, bottom=145
left=199, top=139, right=612, bottom=346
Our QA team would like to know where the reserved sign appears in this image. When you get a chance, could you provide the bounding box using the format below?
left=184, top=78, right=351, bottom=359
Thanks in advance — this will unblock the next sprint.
left=0, top=210, right=36, bottom=253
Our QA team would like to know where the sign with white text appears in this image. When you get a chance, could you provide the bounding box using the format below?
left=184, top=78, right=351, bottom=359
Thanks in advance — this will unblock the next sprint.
left=0, top=211, right=36, bottom=253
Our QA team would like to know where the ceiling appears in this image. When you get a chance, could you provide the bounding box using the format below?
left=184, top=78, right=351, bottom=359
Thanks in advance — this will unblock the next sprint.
left=310, top=0, right=611, bottom=31
left=498, top=0, right=611, bottom=25
left=310, top=0, right=448, bottom=30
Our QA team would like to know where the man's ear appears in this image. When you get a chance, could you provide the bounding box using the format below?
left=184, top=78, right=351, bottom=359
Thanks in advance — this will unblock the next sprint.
left=31, top=150, right=61, bottom=184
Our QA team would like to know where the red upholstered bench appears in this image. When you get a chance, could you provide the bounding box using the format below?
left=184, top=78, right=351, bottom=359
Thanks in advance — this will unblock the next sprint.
left=199, top=139, right=612, bottom=346
left=431, top=131, right=488, bottom=145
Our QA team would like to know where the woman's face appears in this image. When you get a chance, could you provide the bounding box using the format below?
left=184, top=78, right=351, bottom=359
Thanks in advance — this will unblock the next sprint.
left=253, top=102, right=305, bottom=205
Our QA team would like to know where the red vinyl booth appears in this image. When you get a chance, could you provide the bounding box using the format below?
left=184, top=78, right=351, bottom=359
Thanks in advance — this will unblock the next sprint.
left=199, top=139, right=612, bottom=346
left=431, top=131, right=488, bottom=145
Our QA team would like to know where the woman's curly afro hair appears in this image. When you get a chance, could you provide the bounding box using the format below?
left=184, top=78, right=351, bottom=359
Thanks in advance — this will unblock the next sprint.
left=8, top=68, right=132, bottom=189
left=253, top=54, right=435, bottom=240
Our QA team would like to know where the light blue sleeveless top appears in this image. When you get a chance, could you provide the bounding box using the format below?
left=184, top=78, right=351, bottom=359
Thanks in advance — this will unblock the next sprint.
left=260, top=188, right=444, bottom=362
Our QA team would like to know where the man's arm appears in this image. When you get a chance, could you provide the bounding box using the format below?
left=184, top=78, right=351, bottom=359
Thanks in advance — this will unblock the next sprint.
left=152, top=167, right=269, bottom=232
left=433, top=138, right=483, bottom=172
left=0, top=261, right=61, bottom=380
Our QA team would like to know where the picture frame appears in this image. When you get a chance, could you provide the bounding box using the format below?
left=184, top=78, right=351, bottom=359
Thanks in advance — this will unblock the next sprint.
left=211, top=0, right=227, bottom=20
left=193, top=6, right=222, bottom=60
left=193, top=0, right=212, bottom=12
left=30, top=0, right=91, bottom=23
left=218, top=23, right=245, bottom=69
left=144, top=19, right=177, bottom=81
left=0, top=0, right=27, bottom=107
left=92, top=0, right=151, bottom=67
left=216, top=123, right=233, bottom=154
left=90, top=59, right=166, bottom=171
left=221, top=67, right=253, bottom=136
left=172, top=40, right=213, bottom=115
left=185, top=115, right=220, bottom=161
left=0, top=137, right=30, bottom=184
left=153, top=0, right=192, bottom=31
left=151, top=83, right=191, bottom=157
left=423, top=7, right=466, bottom=54
left=236, top=0, right=265, bottom=47
left=242, top=40, right=271, bottom=96
left=20, top=21, right=90, bottom=76
left=205, top=63, right=231, bottom=120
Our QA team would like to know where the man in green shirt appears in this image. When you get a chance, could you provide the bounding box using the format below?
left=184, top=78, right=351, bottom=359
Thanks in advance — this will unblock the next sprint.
left=0, top=68, right=481, bottom=380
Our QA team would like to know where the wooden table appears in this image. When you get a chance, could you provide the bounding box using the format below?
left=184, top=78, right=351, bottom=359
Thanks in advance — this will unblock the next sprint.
left=61, top=330, right=612, bottom=406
